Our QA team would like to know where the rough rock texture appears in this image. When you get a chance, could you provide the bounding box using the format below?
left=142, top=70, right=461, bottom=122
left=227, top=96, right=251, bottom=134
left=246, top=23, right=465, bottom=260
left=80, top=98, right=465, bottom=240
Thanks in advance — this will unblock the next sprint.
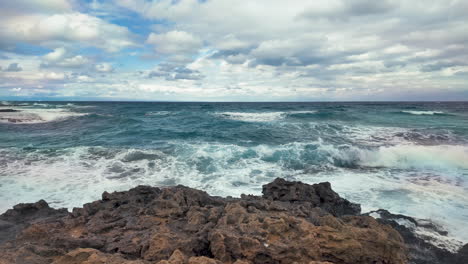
left=0, top=178, right=408, bottom=264
left=367, top=209, right=468, bottom=264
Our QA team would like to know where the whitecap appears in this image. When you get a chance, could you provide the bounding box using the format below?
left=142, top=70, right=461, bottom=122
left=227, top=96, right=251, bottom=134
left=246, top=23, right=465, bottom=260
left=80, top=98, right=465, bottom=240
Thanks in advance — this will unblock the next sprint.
left=215, top=112, right=285, bottom=122
left=1, top=141, right=468, bottom=246
left=0, top=107, right=87, bottom=124
left=145, top=111, right=171, bottom=116
left=401, top=110, right=445, bottom=115
left=355, top=144, right=468, bottom=170
left=288, top=110, right=318, bottom=114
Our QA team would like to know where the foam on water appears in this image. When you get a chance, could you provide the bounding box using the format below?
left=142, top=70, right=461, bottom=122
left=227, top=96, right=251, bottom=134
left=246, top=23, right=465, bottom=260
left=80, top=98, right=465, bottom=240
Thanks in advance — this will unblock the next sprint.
left=357, top=144, right=468, bottom=170
left=216, top=112, right=286, bottom=122
left=287, top=110, right=318, bottom=115
left=1, top=101, right=467, bottom=249
left=370, top=211, right=464, bottom=252
left=215, top=110, right=319, bottom=122
left=0, top=107, right=87, bottom=124
left=145, top=111, right=172, bottom=116
left=1, top=139, right=467, bottom=245
left=401, top=110, right=446, bottom=115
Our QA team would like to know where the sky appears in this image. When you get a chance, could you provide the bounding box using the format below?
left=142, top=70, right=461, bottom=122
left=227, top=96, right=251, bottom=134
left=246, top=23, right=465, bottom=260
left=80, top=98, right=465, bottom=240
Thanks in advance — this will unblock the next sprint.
left=0, top=0, right=467, bottom=101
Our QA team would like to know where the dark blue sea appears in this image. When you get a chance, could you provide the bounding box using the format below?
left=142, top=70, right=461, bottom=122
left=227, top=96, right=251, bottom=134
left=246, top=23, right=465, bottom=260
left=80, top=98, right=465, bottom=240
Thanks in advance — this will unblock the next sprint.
left=1, top=101, right=467, bottom=245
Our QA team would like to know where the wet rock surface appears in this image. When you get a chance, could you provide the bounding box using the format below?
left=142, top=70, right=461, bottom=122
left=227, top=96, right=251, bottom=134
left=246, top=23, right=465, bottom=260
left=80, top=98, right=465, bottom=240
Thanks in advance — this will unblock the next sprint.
left=366, top=209, right=467, bottom=264
left=0, top=178, right=458, bottom=264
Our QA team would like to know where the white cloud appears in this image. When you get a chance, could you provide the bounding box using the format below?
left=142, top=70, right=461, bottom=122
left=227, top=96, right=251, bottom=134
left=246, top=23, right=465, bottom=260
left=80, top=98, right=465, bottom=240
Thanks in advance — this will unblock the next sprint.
left=44, top=47, right=67, bottom=61
left=146, top=30, right=202, bottom=54
left=0, top=12, right=135, bottom=52
left=42, top=72, right=67, bottom=80
left=59, top=55, right=89, bottom=67
left=77, top=75, right=94, bottom=82
left=95, top=63, right=114, bottom=73
left=41, top=48, right=90, bottom=68
left=0, top=0, right=74, bottom=16
left=1, top=0, right=467, bottom=100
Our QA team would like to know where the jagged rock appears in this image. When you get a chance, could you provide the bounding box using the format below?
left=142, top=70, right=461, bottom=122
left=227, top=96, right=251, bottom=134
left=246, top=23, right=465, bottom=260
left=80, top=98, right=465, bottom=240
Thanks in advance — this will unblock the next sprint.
left=0, top=178, right=406, bottom=264
left=262, top=178, right=361, bottom=216
left=0, top=199, right=68, bottom=244
left=52, top=248, right=148, bottom=264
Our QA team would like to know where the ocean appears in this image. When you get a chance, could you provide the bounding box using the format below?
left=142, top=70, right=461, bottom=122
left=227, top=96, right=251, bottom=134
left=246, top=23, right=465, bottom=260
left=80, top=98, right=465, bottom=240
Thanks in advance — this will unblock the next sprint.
left=1, top=101, right=467, bottom=244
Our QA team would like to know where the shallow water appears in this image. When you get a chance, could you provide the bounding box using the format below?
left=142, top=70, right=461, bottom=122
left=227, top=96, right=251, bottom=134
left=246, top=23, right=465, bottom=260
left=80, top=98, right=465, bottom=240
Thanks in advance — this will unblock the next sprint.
left=1, top=101, right=467, bottom=243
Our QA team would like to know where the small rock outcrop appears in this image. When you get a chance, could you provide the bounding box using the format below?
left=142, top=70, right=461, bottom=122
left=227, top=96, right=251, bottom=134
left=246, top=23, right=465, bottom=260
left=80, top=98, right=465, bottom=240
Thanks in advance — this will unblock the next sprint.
left=0, top=178, right=407, bottom=264
left=367, top=209, right=468, bottom=264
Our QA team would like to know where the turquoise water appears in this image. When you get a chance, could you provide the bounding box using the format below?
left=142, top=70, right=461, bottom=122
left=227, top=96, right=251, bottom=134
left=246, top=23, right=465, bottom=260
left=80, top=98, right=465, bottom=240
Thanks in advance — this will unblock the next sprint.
left=1, top=101, right=467, bottom=242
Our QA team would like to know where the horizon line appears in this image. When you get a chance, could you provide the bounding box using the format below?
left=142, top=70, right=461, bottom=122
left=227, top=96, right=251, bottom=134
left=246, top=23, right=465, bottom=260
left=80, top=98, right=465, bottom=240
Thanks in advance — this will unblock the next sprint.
left=1, top=99, right=468, bottom=103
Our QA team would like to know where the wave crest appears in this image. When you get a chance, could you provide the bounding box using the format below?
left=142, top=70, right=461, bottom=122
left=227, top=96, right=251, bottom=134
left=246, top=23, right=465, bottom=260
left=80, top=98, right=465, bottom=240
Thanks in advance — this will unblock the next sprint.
left=401, top=110, right=446, bottom=116
left=353, top=144, right=468, bottom=170
left=215, top=112, right=285, bottom=122
left=0, top=108, right=87, bottom=124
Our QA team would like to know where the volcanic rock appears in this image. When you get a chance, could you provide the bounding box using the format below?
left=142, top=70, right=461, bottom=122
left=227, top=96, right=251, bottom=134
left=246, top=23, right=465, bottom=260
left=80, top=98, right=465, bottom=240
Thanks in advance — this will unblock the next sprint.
left=0, top=178, right=407, bottom=263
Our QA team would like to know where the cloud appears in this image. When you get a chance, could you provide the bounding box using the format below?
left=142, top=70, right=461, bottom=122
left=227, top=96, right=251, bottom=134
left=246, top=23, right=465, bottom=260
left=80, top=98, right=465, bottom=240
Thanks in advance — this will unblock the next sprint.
left=146, top=30, right=202, bottom=55
left=420, top=61, right=467, bottom=72
left=1, top=0, right=467, bottom=100
left=0, top=0, right=74, bottom=16
left=57, top=55, right=90, bottom=67
left=43, top=47, right=67, bottom=61
left=95, top=63, right=114, bottom=73
left=0, top=12, right=136, bottom=52
left=41, top=48, right=90, bottom=68
left=4, top=63, right=23, bottom=72
left=76, top=75, right=94, bottom=82
left=148, top=63, right=204, bottom=81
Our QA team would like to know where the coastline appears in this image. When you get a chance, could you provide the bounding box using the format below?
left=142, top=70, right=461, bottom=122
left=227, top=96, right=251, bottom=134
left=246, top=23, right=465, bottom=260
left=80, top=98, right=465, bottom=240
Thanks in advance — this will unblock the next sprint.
left=0, top=178, right=466, bottom=264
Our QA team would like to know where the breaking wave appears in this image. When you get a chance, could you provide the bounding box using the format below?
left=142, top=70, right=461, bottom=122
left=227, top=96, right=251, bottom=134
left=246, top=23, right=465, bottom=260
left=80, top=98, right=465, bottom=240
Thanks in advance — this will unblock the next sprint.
left=0, top=107, right=87, bottom=124
left=401, top=110, right=447, bottom=116
left=215, top=111, right=319, bottom=122
left=215, top=112, right=286, bottom=122
left=353, top=144, right=468, bottom=170
left=1, top=101, right=468, bottom=245
left=1, top=141, right=467, bottom=208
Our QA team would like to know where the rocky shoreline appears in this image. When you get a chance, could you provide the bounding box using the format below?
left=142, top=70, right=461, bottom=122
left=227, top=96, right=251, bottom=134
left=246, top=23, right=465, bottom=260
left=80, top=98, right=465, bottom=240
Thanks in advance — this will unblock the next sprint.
left=0, top=178, right=466, bottom=264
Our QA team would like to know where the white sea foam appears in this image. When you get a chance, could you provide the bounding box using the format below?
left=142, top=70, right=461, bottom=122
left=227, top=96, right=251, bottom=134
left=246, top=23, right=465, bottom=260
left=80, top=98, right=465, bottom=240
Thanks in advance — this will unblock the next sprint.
left=1, top=140, right=467, bottom=246
left=401, top=110, right=445, bottom=115
left=356, top=144, right=468, bottom=170
left=370, top=211, right=464, bottom=252
left=32, top=103, right=50, bottom=107
left=288, top=110, right=318, bottom=115
left=216, top=112, right=286, bottom=122
left=215, top=110, right=318, bottom=122
left=0, top=107, right=87, bottom=124
left=341, top=125, right=411, bottom=146
left=145, top=111, right=171, bottom=116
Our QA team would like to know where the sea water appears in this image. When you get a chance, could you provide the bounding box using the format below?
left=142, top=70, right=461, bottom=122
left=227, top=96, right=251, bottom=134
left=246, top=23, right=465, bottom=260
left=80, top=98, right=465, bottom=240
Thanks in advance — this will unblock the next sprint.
left=1, top=101, right=467, bottom=244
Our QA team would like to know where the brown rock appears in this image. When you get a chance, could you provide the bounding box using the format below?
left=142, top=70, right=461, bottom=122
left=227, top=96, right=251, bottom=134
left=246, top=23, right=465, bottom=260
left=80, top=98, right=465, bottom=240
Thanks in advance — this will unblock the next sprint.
left=188, top=256, right=222, bottom=264
left=0, top=178, right=408, bottom=264
left=52, top=248, right=148, bottom=264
